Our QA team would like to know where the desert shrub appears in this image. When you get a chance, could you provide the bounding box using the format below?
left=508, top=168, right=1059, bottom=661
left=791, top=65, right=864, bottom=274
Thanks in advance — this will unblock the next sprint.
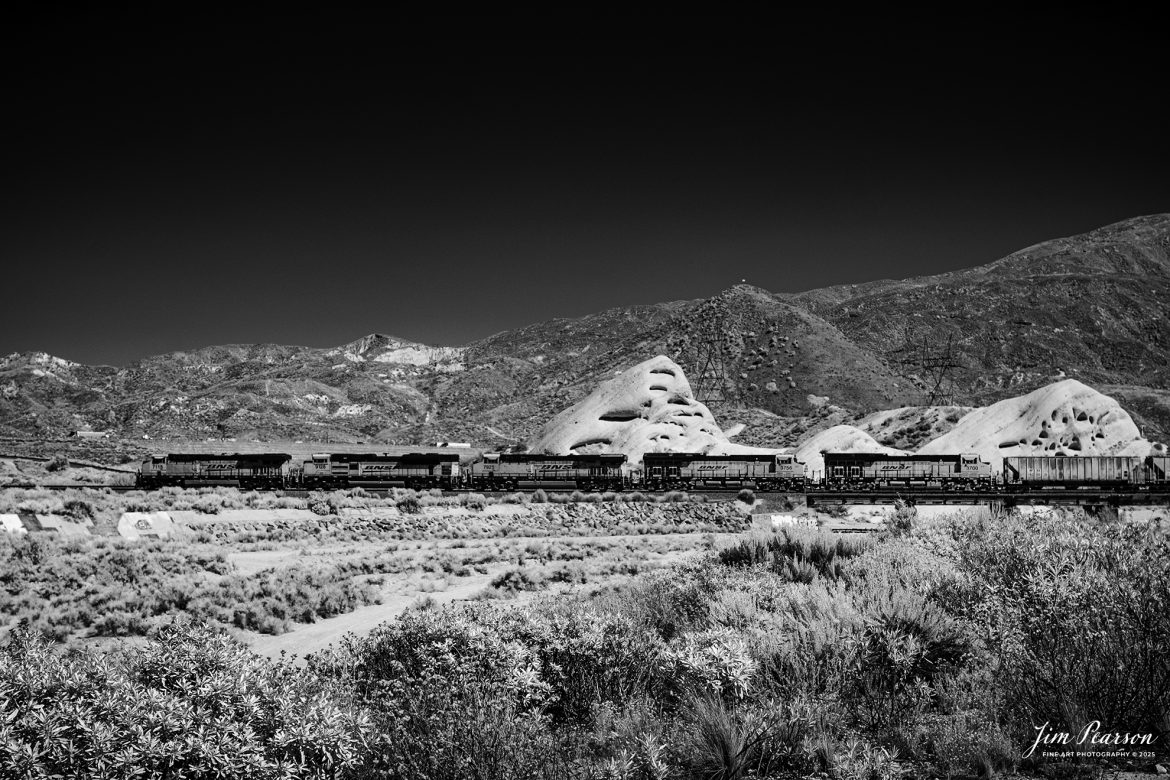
left=676, top=695, right=816, bottom=780
left=311, top=606, right=546, bottom=779
left=531, top=488, right=548, bottom=503
left=192, top=494, right=224, bottom=514
left=821, top=502, right=850, bottom=519
left=15, top=496, right=65, bottom=515
left=0, top=536, right=377, bottom=640
left=884, top=499, right=916, bottom=536
left=911, top=668, right=1019, bottom=777
left=0, top=621, right=369, bottom=778
left=395, top=494, right=422, bottom=515
left=748, top=580, right=865, bottom=702
left=737, top=488, right=755, bottom=505
left=44, top=454, right=69, bottom=472
left=462, top=492, right=489, bottom=511
left=307, top=491, right=344, bottom=516
left=718, top=528, right=872, bottom=581
left=60, top=498, right=94, bottom=521
left=196, top=564, right=381, bottom=633
left=661, top=628, right=757, bottom=702
left=940, top=513, right=1170, bottom=741
left=591, top=563, right=722, bottom=641
left=488, top=567, right=548, bottom=594
left=500, top=491, right=529, bottom=504
left=849, top=584, right=971, bottom=732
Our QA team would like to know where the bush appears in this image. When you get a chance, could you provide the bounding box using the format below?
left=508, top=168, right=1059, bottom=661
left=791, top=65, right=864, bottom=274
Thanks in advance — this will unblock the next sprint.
left=531, top=489, right=548, bottom=503
left=0, top=621, right=370, bottom=777
left=941, top=514, right=1170, bottom=741
left=884, top=499, right=916, bottom=535
left=822, top=502, right=850, bottom=519
left=395, top=494, right=422, bottom=514
left=718, top=528, right=872, bottom=581
left=44, top=454, right=69, bottom=472
left=462, top=492, right=489, bottom=511
left=737, top=488, right=755, bottom=505
left=850, top=584, right=970, bottom=732
left=61, top=498, right=94, bottom=521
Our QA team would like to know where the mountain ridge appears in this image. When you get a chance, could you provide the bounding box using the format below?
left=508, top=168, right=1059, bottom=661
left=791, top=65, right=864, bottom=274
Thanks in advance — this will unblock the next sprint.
left=3, top=214, right=1168, bottom=447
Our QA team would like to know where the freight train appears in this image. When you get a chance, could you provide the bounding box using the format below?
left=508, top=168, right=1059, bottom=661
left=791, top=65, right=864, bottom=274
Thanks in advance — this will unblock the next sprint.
left=135, top=450, right=1170, bottom=493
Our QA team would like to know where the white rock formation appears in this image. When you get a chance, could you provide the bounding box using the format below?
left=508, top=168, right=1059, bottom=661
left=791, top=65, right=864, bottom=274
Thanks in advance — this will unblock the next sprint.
left=918, top=379, right=1163, bottom=470
left=328, top=334, right=465, bottom=371
left=531, top=356, right=767, bottom=463
left=793, top=425, right=908, bottom=478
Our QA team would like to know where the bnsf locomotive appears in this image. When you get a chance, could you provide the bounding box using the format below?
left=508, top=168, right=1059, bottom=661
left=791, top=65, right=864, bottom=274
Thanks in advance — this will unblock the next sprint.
left=137, top=453, right=290, bottom=489
left=642, top=452, right=805, bottom=491
left=470, top=454, right=626, bottom=491
left=301, top=452, right=460, bottom=490
left=823, top=452, right=993, bottom=489
left=136, top=450, right=1170, bottom=493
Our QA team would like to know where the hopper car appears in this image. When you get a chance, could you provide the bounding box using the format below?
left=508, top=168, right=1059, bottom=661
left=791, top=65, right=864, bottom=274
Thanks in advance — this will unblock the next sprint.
left=1002, top=454, right=1169, bottom=490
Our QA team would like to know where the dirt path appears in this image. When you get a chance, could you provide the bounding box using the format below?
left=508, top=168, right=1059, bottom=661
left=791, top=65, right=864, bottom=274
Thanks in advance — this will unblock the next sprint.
left=242, top=572, right=498, bottom=660
left=236, top=530, right=731, bottom=660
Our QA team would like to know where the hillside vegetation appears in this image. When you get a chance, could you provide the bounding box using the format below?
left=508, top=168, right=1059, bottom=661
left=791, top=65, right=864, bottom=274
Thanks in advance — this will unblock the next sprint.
left=3, top=509, right=1167, bottom=778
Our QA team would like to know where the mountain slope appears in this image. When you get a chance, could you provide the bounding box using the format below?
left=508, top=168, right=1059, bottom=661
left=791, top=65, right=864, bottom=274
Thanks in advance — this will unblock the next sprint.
left=2, top=215, right=1168, bottom=448
left=788, top=214, right=1170, bottom=399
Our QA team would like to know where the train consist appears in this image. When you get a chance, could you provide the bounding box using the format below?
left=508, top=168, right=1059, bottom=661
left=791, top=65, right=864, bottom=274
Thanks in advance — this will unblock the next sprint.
left=135, top=450, right=1170, bottom=493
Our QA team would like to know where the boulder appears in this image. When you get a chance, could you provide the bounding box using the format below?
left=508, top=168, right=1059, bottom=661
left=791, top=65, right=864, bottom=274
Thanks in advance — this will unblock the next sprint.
left=918, top=379, right=1163, bottom=470
left=531, top=356, right=771, bottom=462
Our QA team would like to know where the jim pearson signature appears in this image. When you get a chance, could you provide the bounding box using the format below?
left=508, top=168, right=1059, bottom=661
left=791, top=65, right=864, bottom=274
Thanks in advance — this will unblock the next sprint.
left=1024, top=721, right=1158, bottom=758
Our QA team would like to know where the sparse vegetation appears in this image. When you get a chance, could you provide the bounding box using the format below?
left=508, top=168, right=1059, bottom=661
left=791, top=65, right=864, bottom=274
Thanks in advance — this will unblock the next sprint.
left=3, top=504, right=1167, bottom=779
left=0, top=535, right=381, bottom=639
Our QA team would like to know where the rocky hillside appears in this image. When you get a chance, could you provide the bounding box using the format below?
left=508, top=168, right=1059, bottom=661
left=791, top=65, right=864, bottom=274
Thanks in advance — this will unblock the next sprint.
left=2, top=214, right=1168, bottom=451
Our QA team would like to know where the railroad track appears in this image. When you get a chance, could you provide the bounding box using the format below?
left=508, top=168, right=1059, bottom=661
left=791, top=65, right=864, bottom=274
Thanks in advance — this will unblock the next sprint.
left=18, top=483, right=1170, bottom=506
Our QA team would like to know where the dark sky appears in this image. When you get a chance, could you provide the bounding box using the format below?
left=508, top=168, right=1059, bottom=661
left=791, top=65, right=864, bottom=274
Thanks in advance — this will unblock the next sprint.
left=4, top=26, right=1168, bottom=366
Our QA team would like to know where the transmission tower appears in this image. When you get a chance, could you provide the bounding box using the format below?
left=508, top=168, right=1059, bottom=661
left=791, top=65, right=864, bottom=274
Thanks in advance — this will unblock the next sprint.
left=887, top=331, right=962, bottom=406
left=669, top=292, right=752, bottom=406
left=689, top=320, right=732, bottom=404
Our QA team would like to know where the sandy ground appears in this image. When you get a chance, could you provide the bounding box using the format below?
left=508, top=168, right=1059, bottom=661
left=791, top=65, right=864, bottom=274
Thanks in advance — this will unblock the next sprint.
left=244, top=571, right=499, bottom=660
left=233, top=531, right=723, bottom=661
